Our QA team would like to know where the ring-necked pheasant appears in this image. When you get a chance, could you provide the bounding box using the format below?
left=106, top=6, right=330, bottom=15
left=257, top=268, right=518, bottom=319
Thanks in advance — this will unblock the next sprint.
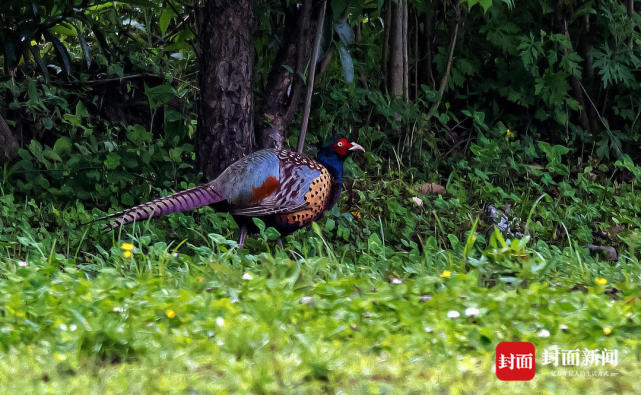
left=101, top=137, right=364, bottom=248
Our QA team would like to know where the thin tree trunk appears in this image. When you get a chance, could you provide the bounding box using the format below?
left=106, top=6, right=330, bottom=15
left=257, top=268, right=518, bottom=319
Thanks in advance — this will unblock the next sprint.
left=627, top=0, right=634, bottom=49
left=580, top=14, right=599, bottom=131
left=402, top=0, right=409, bottom=102
left=414, top=7, right=418, bottom=100
left=426, top=5, right=460, bottom=122
left=389, top=0, right=404, bottom=98
left=257, top=0, right=316, bottom=149
left=298, top=0, right=327, bottom=153
left=196, top=0, right=254, bottom=179
left=557, top=8, right=591, bottom=131
left=382, top=0, right=391, bottom=92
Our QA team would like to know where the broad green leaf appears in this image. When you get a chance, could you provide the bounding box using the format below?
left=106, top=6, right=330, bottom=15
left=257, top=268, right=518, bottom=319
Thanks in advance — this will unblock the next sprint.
left=104, top=153, right=121, bottom=169
left=53, top=137, right=72, bottom=156
left=159, top=8, right=176, bottom=35
left=29, top=45, right=49, bottom=84
left=75, top=24, right=91, bottom=68
left=144, top=84, right=176, bottom=110
left=44, top=30, right=71, bottom=77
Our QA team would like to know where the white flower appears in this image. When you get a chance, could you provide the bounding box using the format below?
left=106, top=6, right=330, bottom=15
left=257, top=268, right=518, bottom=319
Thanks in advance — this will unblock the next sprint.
left=172, top=252, right=179, bottom=258
left=17, top=260, right=27, bottom=267
left=113, top=307, right=124, bottom=313
left=447, top=310, right=460, bottom=318
left=69, top=324, right=77, bottom=331
left=390, top=278, right=402, bottom=284
left=559, top=324, right=568, bottom=331
left=216, top=317, right=225, bottom=327
left=465, top=307, right=480, bottom=317
left=241, top=272, right=253, bottom=281
left=537, top=329, right=550, bottom=338
left=424, top=326, right=433, bottom=333
left=298, top=296, right=314, bottom=305
left=412, top=197, right=423, bottom=207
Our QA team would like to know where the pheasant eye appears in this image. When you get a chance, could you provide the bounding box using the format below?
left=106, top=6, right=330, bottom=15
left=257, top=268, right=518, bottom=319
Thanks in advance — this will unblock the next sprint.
left=337, top=141, right=343, bottom=147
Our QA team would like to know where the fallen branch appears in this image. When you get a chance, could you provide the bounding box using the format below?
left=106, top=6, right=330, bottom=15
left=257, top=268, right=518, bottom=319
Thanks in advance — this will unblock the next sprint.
left=57, top=72, right=162, bottom=86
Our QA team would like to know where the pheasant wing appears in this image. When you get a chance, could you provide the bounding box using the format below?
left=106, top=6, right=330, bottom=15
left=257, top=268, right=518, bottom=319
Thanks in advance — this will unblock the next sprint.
left=230, top=151, right=326, bottom=216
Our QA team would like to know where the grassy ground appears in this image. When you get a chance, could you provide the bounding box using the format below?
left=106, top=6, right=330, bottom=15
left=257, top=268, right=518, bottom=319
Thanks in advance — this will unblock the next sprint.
left=0, top=253, right=639, bottom=393
left=1, top=157, right=641, bottom=393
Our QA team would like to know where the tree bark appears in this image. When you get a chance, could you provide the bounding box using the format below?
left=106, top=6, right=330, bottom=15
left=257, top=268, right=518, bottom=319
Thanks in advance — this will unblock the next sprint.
left=256, top=0, right=316, bottom=149
left=402, top=0, right=409, bottom=101
left=389, top=0, right=405, bottom=98
left=0, top=110, right=18, bottom=165
left=382, top=0, right=391, bottom=92
left=196, top=0, right=254, bottom=179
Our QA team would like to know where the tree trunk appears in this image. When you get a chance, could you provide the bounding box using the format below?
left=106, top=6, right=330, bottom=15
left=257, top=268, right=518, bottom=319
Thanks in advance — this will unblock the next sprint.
left=256, top=0, right=316, bottom=149
left=402, top=0, right=409, bottom=101
left=196, top=0, right=254, bottom=179
left=382, top=0, right=391, bottom=92
left=389, top=0, right=405, bottom=98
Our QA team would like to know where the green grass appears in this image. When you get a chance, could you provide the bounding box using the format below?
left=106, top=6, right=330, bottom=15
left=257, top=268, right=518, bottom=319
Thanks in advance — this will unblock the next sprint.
left=2, top=155, right=641, bottom=393
left=0, top=250, right=639, bottom=393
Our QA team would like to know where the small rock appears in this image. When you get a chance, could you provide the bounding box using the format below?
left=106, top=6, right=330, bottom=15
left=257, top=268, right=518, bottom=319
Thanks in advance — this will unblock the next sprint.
left=419, top=183, right=446, bottom=195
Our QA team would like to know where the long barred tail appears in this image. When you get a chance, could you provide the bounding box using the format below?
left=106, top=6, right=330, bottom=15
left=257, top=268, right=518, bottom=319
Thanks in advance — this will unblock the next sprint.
left=101, top=184, right=225, bottom=229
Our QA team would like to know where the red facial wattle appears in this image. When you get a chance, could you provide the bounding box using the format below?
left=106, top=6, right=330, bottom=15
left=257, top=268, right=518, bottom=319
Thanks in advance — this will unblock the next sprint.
left=332, top=138, right=364, bottom=156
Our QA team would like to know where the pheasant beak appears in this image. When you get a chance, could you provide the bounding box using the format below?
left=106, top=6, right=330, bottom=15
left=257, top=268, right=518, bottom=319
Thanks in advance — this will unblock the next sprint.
left=348, top=142, right=365, bottom=152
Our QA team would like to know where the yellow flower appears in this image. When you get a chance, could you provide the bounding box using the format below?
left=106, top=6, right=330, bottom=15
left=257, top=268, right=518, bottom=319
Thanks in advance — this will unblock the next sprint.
left=506, top=129, right=514, bottom=138
left=440, top=270, right=451, bottom=278
left=603, top=327, right=612, bottom=336
left=351, top=211, right=362, bottom=219
left=121, top=243, right=134, bottom=251
left=123, top=250, right=133, bottom=258
left=165, top=309, right=176, bottom=319
left=199, top=277, right=205, bottom=283
left=595, top=277, right=607, bottom=286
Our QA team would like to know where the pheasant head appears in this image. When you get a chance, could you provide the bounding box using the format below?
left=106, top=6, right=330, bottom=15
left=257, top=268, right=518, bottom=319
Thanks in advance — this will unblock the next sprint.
left=316, top=137, right=365, bottom=184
